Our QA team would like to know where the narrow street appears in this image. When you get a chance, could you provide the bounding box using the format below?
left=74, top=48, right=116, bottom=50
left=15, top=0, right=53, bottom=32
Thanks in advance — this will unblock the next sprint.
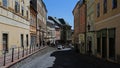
left=14, top=46, right=120, bottom=68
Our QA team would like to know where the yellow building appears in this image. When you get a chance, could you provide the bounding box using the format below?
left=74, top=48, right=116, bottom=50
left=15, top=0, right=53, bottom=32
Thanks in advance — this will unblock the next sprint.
left=0, top=0, right=30, bottom=54
left=94, top=0, right=120, bottom=62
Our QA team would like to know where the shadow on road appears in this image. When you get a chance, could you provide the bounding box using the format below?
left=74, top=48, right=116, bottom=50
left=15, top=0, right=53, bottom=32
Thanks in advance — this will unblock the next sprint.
left=48, top=49, right=120, bottom=68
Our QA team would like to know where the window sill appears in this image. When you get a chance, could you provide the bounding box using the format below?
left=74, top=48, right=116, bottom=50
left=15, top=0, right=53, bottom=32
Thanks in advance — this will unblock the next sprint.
left=8, top=7, right=14, bottom=12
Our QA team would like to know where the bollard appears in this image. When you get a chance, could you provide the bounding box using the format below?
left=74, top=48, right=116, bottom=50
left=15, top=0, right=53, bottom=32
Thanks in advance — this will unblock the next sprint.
left=22, top=47, right=24, bottom=57
left=29, top=46, right=31, bottom=54
left=3, top=50, right=6, bottom=66
left=26, top=47, right=28, bottom=55
left=18, top=47, right=19, bottom=59
left=11, top=48, right=14, bottom=62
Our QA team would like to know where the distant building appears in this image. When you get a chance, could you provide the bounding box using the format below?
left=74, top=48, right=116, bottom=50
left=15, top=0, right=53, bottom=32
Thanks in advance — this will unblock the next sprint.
left=47, top=19, right=56, bottom=44
left=0, top=0, right=30, bottom=54
left=94, top=0, right=120, bottom=62
left=58, top=18, right=72, bottom=44
left=48, top=16, right=62, bottom=44
left=48, top=16, right=72, bottom=45
left=73, top=0, right=86, bottom=53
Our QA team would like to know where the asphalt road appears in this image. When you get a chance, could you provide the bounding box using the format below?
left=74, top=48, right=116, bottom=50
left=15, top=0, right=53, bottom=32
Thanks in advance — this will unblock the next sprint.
left=19, top=47, right=120, bottom=68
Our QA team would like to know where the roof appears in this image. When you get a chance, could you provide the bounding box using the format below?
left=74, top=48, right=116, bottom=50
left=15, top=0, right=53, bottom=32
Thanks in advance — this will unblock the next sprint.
left=72, top=1, right=80, bottom=15
left=47, top=19, right=54, bottom=24
left=41, top=0, right=48, bottom=12
left=72, top=0, right=85, bottom=14
left=52, top=17, right=62, bottom=25
left=48, top=16, right=62, bottom=26
left=58, top=18, right=71, bottom=26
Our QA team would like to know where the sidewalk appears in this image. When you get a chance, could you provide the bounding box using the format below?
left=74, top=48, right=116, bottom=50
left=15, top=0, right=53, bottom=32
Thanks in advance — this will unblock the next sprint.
left=0, top=46, right=47, bottom=68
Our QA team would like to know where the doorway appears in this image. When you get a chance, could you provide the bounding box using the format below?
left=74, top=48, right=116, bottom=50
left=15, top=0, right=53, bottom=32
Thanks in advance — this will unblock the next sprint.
left=102, top=37, right=107, bottom=58
left=109, top=29, right=115, bottom=60
left=101, top=29, right=107, bottom=58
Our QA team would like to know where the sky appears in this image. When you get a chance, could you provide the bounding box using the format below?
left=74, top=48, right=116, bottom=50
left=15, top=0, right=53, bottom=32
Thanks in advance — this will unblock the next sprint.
left=43, top=0, right=79, bottom=29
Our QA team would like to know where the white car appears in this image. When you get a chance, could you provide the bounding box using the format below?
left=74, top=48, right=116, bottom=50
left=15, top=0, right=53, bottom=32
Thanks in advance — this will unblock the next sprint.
left=57, top=45, right=63, bottom=49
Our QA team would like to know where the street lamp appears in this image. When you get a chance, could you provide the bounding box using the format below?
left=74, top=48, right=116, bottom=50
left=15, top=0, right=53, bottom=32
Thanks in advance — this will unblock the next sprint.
left=87, top=24, right=90, bottom=31
left=39, top=26, right=41, bottom=48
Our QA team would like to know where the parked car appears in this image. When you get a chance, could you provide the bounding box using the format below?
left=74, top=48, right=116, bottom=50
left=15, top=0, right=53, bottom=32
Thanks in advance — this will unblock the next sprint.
left=57, top=45, right=63, bottom=50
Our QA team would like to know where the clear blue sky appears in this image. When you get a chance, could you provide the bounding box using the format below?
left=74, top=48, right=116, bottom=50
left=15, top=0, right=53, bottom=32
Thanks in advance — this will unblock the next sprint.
left=43, top=0, right=79, bottom=29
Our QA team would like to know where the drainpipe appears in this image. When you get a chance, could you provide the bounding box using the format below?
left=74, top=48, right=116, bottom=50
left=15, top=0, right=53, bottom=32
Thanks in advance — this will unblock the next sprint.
left=85, top=0, right=87, bottom=54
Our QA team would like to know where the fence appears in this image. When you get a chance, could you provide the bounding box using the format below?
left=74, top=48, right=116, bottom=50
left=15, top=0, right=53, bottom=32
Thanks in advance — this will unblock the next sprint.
left=0, top=45, right=43, bottom=67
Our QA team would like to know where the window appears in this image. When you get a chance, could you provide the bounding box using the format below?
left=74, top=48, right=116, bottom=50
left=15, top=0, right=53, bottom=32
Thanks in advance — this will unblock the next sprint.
left=3, top=33, right=8, bottom=52
left=15, top=1, right=20, bottom=13
left=26, top=34, right=28, bottom=47
left=112, top=0, right=117, bottom=9
left=21, top=34, right=24, bottom=47
left=22, top=6, right=24, bottom=16
left=2, top=0, right=7, bottom=7
left=97, top=3, right=100, bottom=17
left=103, top=0, right=107, bottom=14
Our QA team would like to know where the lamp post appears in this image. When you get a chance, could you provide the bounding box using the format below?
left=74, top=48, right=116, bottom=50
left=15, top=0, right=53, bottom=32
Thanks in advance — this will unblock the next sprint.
left=39, top=26, right=41, bottom=48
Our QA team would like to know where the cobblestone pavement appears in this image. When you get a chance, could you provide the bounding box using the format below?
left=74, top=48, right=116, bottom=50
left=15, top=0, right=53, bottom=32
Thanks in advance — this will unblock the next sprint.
left=12, top=47, right=120, bottom=68
left=9, top=46, right=56, bottom=68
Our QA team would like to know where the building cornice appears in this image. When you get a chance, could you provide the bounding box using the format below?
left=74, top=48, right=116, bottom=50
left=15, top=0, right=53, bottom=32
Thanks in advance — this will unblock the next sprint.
left=95, top=13, right=120, bottom=25
left=0, top=15, right=30, bottom=30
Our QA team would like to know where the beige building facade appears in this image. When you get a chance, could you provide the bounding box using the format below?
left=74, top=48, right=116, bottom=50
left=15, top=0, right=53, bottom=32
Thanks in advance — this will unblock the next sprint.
left=37, top=0, right=47, bottom=46
left=0, top=0, right=30, bottom=54
left=94, top=0, right=120, bottom=62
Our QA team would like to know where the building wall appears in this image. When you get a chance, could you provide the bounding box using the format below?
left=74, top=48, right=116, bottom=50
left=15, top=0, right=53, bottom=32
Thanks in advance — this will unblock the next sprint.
left=86, top=0, right=96, bottom=55
left=37, top=0, right=47, bottom=46
left=73, top=1, right=80, bottom=43
left=79, top=4, right=86, bottom=33
left=55, top=28, right=61, bottom=41
left=94, top=0, right=120, bottom=62
left=30, top=3, right=37, bottom=47
left=0, top=0, right=30, bottom=54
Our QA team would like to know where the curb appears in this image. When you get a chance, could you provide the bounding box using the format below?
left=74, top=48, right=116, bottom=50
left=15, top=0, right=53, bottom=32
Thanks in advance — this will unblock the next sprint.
left=1, top=46, right=48, bottom=68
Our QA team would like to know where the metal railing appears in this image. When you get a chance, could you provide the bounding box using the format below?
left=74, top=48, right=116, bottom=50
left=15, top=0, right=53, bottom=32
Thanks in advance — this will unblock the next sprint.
left=0, top=45, right=43, bottom=67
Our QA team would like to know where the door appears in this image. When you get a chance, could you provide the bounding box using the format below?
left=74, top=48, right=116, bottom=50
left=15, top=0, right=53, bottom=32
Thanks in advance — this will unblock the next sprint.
left=102, top=37, right=107, bottom=58
left=102, top=29, right=107, bottom=58
left=3, top=33, right=8, bottom=52
left=109, top=29, right=115, bottom=60
left=21, top=34, right=24, bottom=47
left=89, top=41, right=92, bottom=54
